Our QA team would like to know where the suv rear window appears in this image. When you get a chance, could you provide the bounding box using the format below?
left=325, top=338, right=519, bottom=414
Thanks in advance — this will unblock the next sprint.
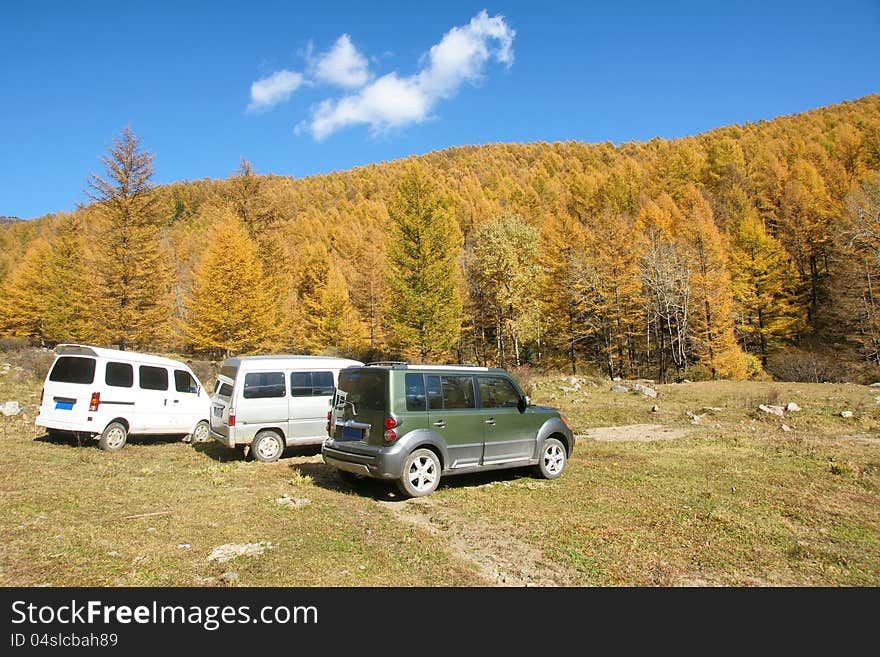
left=243, top=372, right=286, bottom=399
left=337, top=369, right=386, bottom=412
left=49, top=357, right=96, bottom=384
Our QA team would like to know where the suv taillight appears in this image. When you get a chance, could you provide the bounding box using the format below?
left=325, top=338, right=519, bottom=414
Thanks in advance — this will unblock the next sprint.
left=89, top=392, right=100, bottom=412
left=383, top=416, right=397, bottom=442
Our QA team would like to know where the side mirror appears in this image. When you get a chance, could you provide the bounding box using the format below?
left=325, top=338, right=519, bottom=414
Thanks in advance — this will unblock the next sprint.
left=518, top=395, right=531, bottom=413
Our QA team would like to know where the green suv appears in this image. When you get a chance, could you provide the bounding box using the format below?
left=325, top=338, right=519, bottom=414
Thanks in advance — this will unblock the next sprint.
left=322, top=363, right=574, bottom=497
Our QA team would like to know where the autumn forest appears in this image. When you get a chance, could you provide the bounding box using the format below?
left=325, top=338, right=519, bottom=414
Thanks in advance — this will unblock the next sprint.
left=2, top=95, right=880, bottom=383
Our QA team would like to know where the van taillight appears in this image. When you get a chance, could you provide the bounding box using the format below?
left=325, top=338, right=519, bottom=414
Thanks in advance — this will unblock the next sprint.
left=326, top=411, right=332, bottom=435
left=40, top=387, right=44, bottom=405
left=89, top=392, right=100, bottom=412
left=228, top=410, right=236, bottom=427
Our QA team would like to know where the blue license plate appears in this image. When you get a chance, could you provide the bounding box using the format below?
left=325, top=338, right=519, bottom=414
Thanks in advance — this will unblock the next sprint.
left=55, top=401, right=74, bottom=410
left=342, top=426, right=363, bottom=441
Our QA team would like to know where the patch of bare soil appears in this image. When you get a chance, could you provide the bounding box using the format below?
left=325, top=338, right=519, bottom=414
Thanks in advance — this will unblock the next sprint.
left=579, top=423, right=691, bottom=442
left=838, top=434, right=880, bottom=446
left=377, top=497, right=580, bottom=587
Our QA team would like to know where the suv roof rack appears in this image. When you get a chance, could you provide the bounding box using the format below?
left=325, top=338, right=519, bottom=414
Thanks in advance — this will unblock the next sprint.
left=365, top=361, right=409, bottom=367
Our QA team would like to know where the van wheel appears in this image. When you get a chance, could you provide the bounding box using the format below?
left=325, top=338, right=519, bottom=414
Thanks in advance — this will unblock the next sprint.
left=396, top=448, right=441, bottom=498
left=190, top=420, right=210, bottom=444
left=535, top=438, right=567, bottom=479
left=251, top=430, right=284, bottom=463
left=98, top=422, right=128, bottom=452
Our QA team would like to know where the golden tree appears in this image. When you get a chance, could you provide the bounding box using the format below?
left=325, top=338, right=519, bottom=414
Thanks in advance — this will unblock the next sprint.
left=0, top=239, right=52, bottom=344
left=184, top=209, right=276, bottom=356
left=88, top=127, right=173, bottom=350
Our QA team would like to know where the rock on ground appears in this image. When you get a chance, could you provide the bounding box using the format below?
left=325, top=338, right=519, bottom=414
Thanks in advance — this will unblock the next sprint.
left=786, top=402, right=802, bottom=412
left=611, top=385, right=628, bottom=393
left=632, top=383, right=658, bottom=398
left=840, top=410, right=854, bottom=418
left=207, top=541, right=273, bottom=563
left=759, top=404, right=785, bottom=417
left=1, top=401, right=21, bottom=416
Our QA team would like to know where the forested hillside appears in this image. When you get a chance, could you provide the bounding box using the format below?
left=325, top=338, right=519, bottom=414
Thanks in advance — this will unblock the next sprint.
left=2, top=95, right=880, bottom=382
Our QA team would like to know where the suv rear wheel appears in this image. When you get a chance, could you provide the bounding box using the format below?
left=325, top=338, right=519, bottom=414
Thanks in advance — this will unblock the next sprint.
left=535, top=437, right=567, bottom=479
left=396, top=448, right=441, bottom=497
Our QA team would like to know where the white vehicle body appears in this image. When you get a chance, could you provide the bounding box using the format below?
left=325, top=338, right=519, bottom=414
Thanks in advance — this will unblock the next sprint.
left=209, top=355, right=363, bottom=461
left=35, top=344, right=211, bottom=450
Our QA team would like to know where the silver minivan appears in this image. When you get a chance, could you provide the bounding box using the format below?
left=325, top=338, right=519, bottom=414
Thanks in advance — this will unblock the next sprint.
left=208, top=355, right=363, bottom=462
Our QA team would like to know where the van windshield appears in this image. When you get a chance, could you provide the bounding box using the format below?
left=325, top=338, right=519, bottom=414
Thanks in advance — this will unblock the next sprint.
left=336, top=369, right=387, bottom=412
left=49, top=357, right=96, bottom=384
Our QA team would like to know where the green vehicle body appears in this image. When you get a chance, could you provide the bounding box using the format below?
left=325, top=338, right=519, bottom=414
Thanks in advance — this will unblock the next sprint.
left=322, top=363, right=574, bottom=496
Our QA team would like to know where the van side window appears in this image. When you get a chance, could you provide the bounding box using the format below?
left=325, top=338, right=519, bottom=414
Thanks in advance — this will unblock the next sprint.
left=243, top=372, right=285, bottom=398
left=440, top=375, right=476, bottom=409
left=139, top=365, right=169, bottom=391
left=105, top=362, right=133, bottom=388
left=405, top=373, right=426, bottom=411
left=291, top=371, right=335, bottom=397
left=426, top=375, right=443, bottom=410
left=49, top=357, right=96, bottom=384
left=174, top=370, right=198, bottom=394
left=478, top=376, right=521, bottom=408
left=313, top=371, right=334, bottom=396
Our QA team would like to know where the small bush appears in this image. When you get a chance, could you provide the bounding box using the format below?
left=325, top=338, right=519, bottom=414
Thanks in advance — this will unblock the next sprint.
left=766, top=349, right=851, bottom=383
left=0, top=336, right=29, bottom=352
left=509, top=364, right=536, bottom=395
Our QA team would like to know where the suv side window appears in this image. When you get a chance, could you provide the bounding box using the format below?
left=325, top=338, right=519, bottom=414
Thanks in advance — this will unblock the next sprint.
left=243, top=372, right=286, bottom=399
left=440, top=375, right=476, bottom=409
left=478, top=376, right=521, bottom=408
left=405, top=373, right=426, bottom=411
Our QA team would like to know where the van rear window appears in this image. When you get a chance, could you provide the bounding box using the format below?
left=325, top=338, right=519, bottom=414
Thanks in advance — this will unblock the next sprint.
left=49, top=357, right=96, bottom=384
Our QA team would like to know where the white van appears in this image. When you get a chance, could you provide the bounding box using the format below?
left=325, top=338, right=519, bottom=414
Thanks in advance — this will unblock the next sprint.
left=35, top=344, right=212, bottom=451
left=209, top=355, right=363, bottom=462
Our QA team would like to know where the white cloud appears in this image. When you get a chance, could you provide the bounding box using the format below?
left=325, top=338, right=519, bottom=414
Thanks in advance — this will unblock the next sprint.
left=303, top=11, right=515, bottom=140
left=248, top=70, right=304, bottom=112
left=312, top=34, right=370, bottom=88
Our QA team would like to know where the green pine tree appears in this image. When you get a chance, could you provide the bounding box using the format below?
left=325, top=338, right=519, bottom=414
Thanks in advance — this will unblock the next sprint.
left=385, top=166, right=463, bottom=362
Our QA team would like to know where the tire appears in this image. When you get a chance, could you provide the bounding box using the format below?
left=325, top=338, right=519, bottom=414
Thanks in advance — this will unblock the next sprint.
left=535, top=437, right=567, bottom=479
left=251, top=430, right=285, bottom=463
left=98, top=421, right=128, bottom=452
left=190, top=420, right=210, bottom=444
left=396, top=448, right=441, bottom=498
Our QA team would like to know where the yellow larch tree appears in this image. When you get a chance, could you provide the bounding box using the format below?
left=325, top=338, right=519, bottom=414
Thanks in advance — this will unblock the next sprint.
left=184, top=209, right=276, bottom=356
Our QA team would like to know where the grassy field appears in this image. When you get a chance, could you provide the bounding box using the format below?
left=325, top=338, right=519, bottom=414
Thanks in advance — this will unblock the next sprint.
left=1, top=354, right=878, bottom=586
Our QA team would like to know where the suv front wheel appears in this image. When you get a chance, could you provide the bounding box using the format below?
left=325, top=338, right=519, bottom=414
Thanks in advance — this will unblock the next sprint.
left=536, top=437, right=567, bottom=479
left=397, top=448, right=441, bottom=497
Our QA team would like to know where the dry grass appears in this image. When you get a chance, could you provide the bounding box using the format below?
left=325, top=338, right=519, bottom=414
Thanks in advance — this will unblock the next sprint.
left=1, top=355, right=878, bottom=586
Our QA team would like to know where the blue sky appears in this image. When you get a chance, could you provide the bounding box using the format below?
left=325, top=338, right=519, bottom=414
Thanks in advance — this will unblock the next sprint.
left=1, top=0, right=878, bottom=220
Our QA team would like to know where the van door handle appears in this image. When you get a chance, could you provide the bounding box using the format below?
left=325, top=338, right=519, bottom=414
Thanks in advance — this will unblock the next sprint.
left=485, top=418, right=496, bottom=425
left=433, top=420, right=446, bottom=428
left=173, top=399, right=179, bottom=404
